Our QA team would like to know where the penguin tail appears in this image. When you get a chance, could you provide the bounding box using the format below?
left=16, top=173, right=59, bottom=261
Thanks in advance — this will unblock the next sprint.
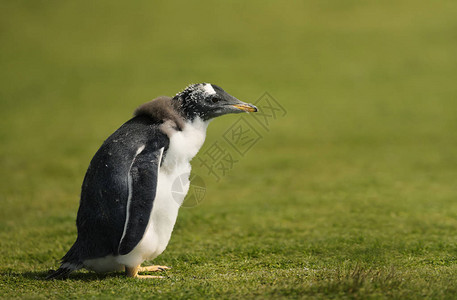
left=46, top=262, right=82, bottom=280
left=47, top=240, right=84, bottom=280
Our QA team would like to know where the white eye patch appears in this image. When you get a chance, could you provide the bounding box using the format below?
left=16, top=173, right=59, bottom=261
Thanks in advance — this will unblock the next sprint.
left=202, top=83, right=216, bottom=95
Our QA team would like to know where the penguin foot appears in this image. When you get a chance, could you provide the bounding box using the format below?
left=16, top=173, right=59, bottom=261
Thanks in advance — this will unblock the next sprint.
left=125, top=265, right=167, bottom=279
left=139, top=265, right=171, bottom=272
left=136, top=275, right=164, bottom=279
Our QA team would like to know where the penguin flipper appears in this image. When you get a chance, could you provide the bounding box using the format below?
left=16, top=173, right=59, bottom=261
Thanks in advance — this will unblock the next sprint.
left=118, top=145, right=165, bottom=255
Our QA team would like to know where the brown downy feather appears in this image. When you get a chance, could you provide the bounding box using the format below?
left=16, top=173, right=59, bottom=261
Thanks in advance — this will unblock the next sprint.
left=134, top=96, right=185, bottom=132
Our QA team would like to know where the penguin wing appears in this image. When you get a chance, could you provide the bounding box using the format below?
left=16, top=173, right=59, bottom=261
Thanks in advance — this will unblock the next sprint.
left=118, top=143, right=165, bottom=255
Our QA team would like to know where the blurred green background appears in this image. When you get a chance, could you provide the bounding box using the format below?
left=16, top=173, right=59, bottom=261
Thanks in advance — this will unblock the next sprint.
left=1, top=1, right=457, bottom=298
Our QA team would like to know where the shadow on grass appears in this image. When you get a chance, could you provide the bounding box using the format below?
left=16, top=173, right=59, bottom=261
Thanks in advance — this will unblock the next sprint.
left=2, top=270, right=123, bottom=282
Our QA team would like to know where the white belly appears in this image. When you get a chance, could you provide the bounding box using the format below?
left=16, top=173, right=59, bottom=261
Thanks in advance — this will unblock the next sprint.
left=83, top=118, right=208, bottom=272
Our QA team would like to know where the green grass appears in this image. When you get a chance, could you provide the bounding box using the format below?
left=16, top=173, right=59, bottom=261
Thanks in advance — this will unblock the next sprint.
left=1, top=0, right=457, bottom=298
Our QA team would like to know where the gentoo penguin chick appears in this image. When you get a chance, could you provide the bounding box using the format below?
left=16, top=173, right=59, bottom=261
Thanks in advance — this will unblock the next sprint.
left=47, top=83, right=257, bottom=279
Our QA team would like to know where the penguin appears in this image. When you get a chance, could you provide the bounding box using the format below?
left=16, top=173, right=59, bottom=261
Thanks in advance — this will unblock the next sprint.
left=47, top=83, right=257, bottom=279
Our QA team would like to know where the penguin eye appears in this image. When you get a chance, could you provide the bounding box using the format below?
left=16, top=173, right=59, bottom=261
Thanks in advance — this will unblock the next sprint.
left=211, top=98, right=220, bottom=104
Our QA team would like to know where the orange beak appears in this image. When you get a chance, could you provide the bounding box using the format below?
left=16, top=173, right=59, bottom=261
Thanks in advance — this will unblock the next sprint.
left=232, top=104, right=258, bottom=112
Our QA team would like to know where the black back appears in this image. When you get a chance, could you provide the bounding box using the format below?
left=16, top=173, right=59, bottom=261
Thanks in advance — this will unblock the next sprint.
left=62, top=115, right=169, bottom=263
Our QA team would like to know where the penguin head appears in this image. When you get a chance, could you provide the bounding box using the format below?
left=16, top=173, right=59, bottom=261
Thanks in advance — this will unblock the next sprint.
left=174, top=83, right=258, bottom=121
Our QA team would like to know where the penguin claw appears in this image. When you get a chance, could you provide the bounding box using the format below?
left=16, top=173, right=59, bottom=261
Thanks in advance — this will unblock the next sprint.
left=138, top=265, right=171, bottom=272
left=136, top=275, right=164, bottom=279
